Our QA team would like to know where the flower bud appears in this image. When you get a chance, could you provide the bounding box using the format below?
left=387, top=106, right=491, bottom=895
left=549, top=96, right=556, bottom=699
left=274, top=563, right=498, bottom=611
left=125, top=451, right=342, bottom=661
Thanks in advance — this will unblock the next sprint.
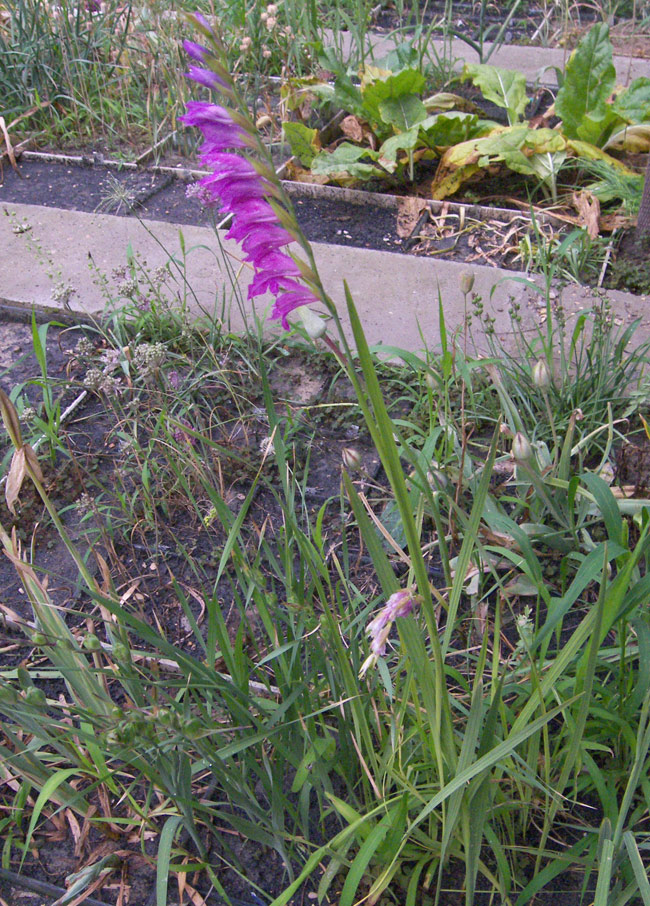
left=512, top=431, right=533, bottom=462
left=342, top=447, right=362, bottom=471
left=459, top=271, right=475, bottom=295
left=532, top=359, right=551, bottom=389
left=299, top=306, right=327, bottom=339
left=25, top=687, right=47, bottom=708
left=83, top=633, right=102, bottom=652
left=425, top=371, right=437, bottom=391
left=112, top=642, right=130, bottom=663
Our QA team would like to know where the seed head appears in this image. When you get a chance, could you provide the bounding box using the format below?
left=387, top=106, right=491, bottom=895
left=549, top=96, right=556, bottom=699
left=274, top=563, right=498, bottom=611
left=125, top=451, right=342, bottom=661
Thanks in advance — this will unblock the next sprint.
left=512, top=431, right=533, bottom=462
left=532, top=359, right=551, bottom=389
left=460, top=271, right=475, bottom=295
left=342, top=447, right=362, bottom=471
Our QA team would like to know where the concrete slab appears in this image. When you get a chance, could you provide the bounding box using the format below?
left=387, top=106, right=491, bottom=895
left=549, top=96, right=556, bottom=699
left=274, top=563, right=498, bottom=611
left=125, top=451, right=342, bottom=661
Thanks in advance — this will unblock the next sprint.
left=1, top=202, right=648, bottom=358
left=326, top=34, right=650, bottom=86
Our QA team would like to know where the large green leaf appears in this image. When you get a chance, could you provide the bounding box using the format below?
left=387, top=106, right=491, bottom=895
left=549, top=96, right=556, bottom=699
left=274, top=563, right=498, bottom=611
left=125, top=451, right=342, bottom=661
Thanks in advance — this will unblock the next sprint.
left=611, top=76, right=650, bottom=124
left=555, top=23, right=616, bottom=141
left=282, top=122, right=321, bottom=167
left=310, top=142, right=379, bottom=180
left=378, top=126, right=420, bottom=169
left=361, top=68, right=426, bottom=131
left=378, top=93, right=427, bottom=131
left=418, top=111, right=488, bottom=148
left=461, top=62, right=528, bottom=125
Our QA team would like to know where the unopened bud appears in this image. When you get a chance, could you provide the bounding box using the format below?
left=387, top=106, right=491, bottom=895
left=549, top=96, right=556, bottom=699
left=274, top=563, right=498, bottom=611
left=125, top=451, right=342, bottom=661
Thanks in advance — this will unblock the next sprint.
left=425, top=371, right=437, bottom=391
left=460, top=272, right=475, bottom=295
left=512, top=431, right=533, bottom=462
left=342, top=447, right=362, bottom=471
left=532, top=359, right=551, bottom=389
left=83, top=633, right=102, bottom=652
left=299, top=306, right=327, bottom=339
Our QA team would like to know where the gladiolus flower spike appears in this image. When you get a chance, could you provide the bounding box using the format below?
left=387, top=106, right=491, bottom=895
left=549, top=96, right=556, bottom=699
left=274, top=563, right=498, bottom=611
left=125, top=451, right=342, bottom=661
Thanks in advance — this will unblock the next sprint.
left=181, top=16, right=324, bottom=330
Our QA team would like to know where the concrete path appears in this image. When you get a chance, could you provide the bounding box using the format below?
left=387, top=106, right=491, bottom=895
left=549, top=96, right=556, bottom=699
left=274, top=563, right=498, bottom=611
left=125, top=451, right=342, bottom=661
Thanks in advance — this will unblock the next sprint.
left=327, top=34, right=650, bottom=86
left=1, top=201, right=648, bottom=358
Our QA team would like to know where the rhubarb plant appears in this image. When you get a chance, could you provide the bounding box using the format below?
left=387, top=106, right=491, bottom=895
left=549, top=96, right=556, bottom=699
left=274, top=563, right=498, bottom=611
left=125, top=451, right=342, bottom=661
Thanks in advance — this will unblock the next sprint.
left=283, top=24, right=650, bottom=205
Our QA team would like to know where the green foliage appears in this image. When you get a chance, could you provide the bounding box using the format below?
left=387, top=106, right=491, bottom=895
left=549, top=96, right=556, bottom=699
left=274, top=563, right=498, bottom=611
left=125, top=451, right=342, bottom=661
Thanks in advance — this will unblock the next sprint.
left=286, top=24, right=649, bottom=202
left=461, top=62, right=528, bottom=125
left=555, top=23, right=617, bottom=143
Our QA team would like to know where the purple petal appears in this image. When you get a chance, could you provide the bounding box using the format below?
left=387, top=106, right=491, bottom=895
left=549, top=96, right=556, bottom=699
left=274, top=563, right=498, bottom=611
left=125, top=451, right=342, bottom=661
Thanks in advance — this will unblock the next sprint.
left=201, top=152, right=258, bottom=178
left=183, top=39, right=208, bottom=62
left=186, top=66, right=226, bottom=90
left=241, top=226, right=293, bottom=258
left=180, top=101, right=233, bottom=128
left=247, top=253, right=302, bottom=298
left=192, top=12, right=213, bottom=32
left=271, top=284, right=320, bottom=330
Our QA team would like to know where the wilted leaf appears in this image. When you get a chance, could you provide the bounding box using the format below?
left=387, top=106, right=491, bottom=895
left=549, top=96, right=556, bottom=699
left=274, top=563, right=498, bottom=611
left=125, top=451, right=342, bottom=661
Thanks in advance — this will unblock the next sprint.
left=555, top=23, right=616, bottom=141
left=461, top=63, right=528, bottom=125
left=340, top=115, right=365, bottom=143
left=396, top=197, right=427, bottom=238
left=24, top=444, right=44, bottom=484
left=423, top=92, right=484, bottom=114
left=430, top=126, right=566, bottom=199
left=0, top=387, right=23, bottom=448
left=566, top=139, right=636, bottom=172
left=282, top=158, right=329, bottom=184
left=603, top=122, right=650, bottom=152
left=282, top=121, right=321, bottom=167
left=5, top=447, right=26, bottom=514
left=573, top=190, right=601, bottom=238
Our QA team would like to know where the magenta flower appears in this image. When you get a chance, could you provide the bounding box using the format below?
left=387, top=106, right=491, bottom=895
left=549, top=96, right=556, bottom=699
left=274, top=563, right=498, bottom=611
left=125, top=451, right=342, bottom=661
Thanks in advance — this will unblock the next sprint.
left=183, top=40, right=209, bottom=62
left=186, top=65, right=226, bottom=91
left=180, top=103, right=248, bottom=151
left=246, top=251, right=302, bottom=299
left=181, top=29, right=323, bottom=331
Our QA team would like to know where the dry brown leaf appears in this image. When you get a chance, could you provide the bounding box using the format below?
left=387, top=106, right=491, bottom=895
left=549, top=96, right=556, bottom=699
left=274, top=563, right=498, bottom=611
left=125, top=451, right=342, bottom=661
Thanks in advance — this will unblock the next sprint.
left=24, top=443, right=44, bottom=484
left=572, top=190, right=601, bottom=239
left=396, top=196, right=427, bottom=238
left=5, top=447, right=26, bottom=515
left=600, top=212, right=634, bottom=232
left=183, top=883, right=209, bottom=906
left=339, top=114, right=364, bottom=143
